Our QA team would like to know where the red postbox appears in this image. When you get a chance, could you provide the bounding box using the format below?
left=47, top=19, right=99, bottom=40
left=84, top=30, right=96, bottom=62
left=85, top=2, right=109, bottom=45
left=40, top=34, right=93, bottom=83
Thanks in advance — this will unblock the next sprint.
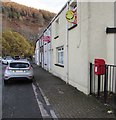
left=94, top=59, right=105, bottom=75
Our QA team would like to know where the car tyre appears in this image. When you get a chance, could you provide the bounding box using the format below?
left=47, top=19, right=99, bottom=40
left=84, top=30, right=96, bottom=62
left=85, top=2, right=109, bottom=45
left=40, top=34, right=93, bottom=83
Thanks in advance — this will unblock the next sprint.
left=30, top=79, right=33, bottom=83
left=4, top=80, right=8, bottom=85
left=29, top=77, right=34, bottom=83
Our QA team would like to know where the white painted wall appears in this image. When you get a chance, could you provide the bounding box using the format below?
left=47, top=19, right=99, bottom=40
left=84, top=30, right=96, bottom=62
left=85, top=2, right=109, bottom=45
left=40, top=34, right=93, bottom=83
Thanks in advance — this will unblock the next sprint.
left=43, top=42, right=51, bottom=71
left=44, top=43, right=48, bottom=70
left=35, top=1, right=115, bottom=95
left=88, top=2, right=114, bottom=65
left=115, top=2, right=116, bottom=65
left=47, top=43, right=51, bottom=71
left=50, top=2, right=115, bottom=94
left=35, top=41, right=40, bottom=65
left=51, top=8, right=68, bottom=81
left=68, top=2, right=89, bottom=94
left=88, top=2, right=114, bottom=93
left=43, top=28, right=51, bottom=71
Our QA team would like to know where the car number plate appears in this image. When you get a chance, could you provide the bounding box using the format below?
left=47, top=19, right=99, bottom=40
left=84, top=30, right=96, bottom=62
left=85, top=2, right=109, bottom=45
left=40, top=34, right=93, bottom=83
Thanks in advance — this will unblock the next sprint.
left=16, top=70, right=23, bottom=72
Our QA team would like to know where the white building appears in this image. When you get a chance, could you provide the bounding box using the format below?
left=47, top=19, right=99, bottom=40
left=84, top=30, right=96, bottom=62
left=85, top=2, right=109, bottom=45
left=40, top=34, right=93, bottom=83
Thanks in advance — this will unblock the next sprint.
left=35, top=40, right=40, bottom=65
left=35, top=0, right=116, bottom=94
left=35, top=26, right=52, bottom=71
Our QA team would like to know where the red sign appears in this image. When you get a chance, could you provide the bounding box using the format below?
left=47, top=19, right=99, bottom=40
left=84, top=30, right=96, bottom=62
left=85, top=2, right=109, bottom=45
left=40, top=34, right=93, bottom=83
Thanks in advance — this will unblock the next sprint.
left=71, top=9, right=77, bottom=24
left=43, top=36, right=51, bottom=42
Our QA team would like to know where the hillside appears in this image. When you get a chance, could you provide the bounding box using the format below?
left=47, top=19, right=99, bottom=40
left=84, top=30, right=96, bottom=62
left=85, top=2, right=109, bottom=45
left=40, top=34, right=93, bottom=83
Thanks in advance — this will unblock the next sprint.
left=2, top=2, right=55, bottom=42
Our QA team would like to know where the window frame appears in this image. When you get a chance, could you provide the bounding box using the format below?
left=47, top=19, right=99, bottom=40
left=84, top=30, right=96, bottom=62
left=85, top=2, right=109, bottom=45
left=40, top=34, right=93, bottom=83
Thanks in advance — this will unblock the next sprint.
left=56, top=46, right=64, bottom=66
left=54, top=18, right=59, bottom=38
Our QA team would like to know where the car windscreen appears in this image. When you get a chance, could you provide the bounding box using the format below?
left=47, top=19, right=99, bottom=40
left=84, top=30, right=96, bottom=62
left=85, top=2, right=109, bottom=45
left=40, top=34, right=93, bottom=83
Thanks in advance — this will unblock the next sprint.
left=10, top=62, right=29, bottom=68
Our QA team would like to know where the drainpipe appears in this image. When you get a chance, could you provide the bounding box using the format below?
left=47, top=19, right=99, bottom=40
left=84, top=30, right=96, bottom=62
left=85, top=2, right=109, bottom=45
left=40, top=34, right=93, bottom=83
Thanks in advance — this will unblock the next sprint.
left=47, top=40, right=48, bottom=71
left=43, top=35, right=44, bottom=68
left=39, top=39, right=40, bottom=66
left=50, top=27, right=52, bottom=71
left=66, top=1, right=70, bottom=84
left=114, top=2, right=116, bottom=65
left=114, top=1, right=116, bottom=115
left=48, top=28, right=51, bottom=71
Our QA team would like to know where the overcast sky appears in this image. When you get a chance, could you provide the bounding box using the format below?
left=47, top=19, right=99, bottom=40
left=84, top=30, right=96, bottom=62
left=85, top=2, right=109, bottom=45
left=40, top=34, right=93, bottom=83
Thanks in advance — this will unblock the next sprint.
left=10, top=0, right=69, bottom=13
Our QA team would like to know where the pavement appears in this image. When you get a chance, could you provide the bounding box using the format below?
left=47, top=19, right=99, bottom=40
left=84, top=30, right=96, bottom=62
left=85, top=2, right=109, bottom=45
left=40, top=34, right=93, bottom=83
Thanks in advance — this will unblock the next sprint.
left=32, top=62, right=116, bottom=119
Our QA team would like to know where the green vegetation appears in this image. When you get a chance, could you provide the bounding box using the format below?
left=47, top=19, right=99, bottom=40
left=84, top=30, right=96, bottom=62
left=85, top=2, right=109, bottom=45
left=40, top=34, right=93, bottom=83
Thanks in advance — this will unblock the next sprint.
left=1, top=30, right=34, bottom=57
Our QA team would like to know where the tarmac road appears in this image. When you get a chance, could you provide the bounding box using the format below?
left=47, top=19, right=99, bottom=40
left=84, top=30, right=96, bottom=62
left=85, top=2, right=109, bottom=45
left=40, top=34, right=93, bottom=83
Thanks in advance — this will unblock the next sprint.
left=0, top=62, right=2, bottom=119
left=2, top=64, right=42, bottom=118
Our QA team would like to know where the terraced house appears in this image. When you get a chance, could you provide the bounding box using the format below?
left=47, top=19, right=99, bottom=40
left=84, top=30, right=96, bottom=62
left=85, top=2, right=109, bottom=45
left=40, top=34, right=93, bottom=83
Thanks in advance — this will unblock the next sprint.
left=35, top=0, right=116, bottom=99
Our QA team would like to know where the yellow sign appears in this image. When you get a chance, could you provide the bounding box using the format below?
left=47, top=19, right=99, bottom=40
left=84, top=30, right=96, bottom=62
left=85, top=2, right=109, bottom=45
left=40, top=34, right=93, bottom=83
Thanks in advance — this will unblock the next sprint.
left=65, top=10, right=75, bottom=23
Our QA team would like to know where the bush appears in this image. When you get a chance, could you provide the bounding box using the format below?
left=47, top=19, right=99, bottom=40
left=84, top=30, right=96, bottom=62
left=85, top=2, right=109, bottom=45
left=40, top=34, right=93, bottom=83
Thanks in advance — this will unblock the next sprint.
left=2, top=30, right=34, bottom=57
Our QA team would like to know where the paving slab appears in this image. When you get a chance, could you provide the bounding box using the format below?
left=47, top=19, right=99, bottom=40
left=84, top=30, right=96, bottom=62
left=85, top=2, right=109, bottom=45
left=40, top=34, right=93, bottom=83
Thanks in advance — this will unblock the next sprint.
left=33, top=63, right=116, bottom=119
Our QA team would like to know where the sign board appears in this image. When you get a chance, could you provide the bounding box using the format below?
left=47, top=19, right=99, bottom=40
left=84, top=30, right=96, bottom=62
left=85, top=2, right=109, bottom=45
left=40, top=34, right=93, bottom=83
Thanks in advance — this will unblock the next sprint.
left=43, top=36, right=51, bottom=42
left=65, top=10, right=77, bottom=24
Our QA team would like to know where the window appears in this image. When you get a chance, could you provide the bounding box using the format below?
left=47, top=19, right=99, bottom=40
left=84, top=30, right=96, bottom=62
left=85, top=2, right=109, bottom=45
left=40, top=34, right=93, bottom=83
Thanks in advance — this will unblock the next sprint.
left=57, top=46, right=64, bottom=65
left=55, top=18, right=59, bottom=38
left=10, top=62, right=29, bottom=68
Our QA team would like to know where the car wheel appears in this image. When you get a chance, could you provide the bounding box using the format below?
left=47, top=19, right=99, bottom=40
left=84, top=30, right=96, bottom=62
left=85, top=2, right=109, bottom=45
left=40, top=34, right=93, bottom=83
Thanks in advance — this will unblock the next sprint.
left=30, top=79, right=33, bottom=83
left=29, top=77, right=34, bottom=83
left=4, top=80, right=8, bottom=85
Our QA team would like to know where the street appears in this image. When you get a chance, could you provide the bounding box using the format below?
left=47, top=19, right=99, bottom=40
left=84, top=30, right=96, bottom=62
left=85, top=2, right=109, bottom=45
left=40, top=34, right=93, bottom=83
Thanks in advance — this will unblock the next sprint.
left=1, top=0, right=116, bottom=119
left=1, top=62, right=116, bottom=119
left=2, top=63, right=42, bottom=118
left=2, top=63, right=55, bottom=119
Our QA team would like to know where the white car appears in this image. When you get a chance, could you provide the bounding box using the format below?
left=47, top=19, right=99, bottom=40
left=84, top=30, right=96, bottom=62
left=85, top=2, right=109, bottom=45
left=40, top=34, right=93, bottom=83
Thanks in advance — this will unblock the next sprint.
left=0, top=56, right=2, bottom=62
left=4, top=60, right=34, bottom=84
left=2, top=56, right=13, bottom=65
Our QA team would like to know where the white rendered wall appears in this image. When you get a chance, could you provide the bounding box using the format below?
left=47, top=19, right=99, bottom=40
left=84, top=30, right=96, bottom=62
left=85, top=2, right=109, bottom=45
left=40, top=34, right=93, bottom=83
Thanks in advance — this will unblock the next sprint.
left=88, top=2, right=114, bottom=64
left=68, top=2, right=89, bottom=94
left=51, top=8, right=67, bottom=81
left=46, top=2, right=115, bottom=95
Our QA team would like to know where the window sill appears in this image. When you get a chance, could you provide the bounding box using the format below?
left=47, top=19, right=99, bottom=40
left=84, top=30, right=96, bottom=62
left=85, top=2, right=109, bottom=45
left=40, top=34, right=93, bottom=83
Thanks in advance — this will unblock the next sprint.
left=54, top=36, right=59, bottom=39
left=54, top=64, right=64, bottom=68
left=68, top=24, right=77, bottom=31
